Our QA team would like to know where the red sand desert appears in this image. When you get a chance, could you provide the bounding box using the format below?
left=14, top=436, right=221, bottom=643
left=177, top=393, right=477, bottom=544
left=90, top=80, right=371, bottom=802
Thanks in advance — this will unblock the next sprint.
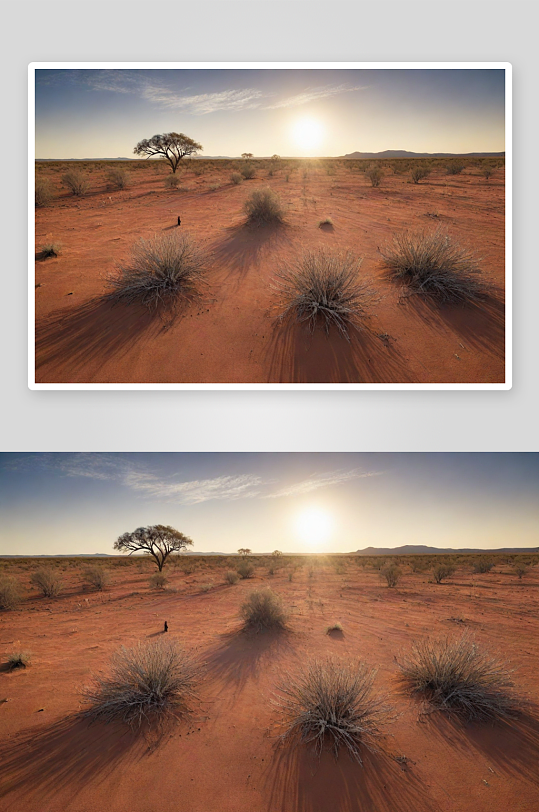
left=34, top=160, right=506, bottom=384
left=1, top=555, right=537, bottom=812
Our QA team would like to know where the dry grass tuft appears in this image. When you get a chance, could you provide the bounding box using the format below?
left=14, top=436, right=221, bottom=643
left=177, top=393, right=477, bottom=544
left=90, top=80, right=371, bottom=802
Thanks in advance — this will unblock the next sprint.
left=30, top=567, right=62, bottom=598
left=83, top=566, right=110, bottom=591
left=225, top=570, right=240, bottom=585
left=236, top=561, right=255, bottom=580
left=398, top=633, right=520, bottom=720
left=433, top=563, right=455, bottom=584
left=244, top=187, right=285, bottom=225
left=35, top=177, right=54, bottom=207
left=149, top=572, right=168, bottom=590
left=381, top=228, right=488, bottom=304
left=7, top=651, right=31, bottom=670
left=240, top=588, right=288, bottom=632
left=40, top=242, right=62, bottom=258
left=106, top=233, right=209, bottom=312
left=274, top=247, right=375, bottom=340
left=107, top=168, right=130, bottom=190
left=231, top=172, right=243, bottom=185
left=275, top=658, right=389, bottom=762
left=62, top=170, right=90, bottom=196
left=82, top=638, right=201, bottom=728
left=381, top=563, right=401, bottom=587
left=0, top=577, right=22, bottom=610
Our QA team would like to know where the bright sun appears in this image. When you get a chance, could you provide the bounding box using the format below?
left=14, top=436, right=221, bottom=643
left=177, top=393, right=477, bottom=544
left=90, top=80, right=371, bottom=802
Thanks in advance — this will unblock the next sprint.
left=292, top=117, right=325, bottom=153
left=295, top=507, right=333, bottom=549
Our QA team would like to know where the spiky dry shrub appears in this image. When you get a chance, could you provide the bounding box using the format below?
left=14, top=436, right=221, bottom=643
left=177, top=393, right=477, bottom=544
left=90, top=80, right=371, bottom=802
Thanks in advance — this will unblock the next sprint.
left=35, top=177, right=54, bottom=207
left=318, top=217, right=333, bottom=227
left=381, top=563, right=401, bottom=587
left=411, top=166, right=430, bottom=184
left=381, top=228, right=487, bottom=304
left=244, top=187, right=285, bottom=225
left=164, top=175, right=181, bottom=189
left=446, top=162, right=465, bottom=176
left=149, top=572, right=168, bottom=590
left=433, top=563, right=455, bottom=584
left=30, top=567, right=62, bottom=598
left=397, top=634, right=520, bottom=720
left=62, top=169, right=90, bottom=196
left=82, top=638, right=201, bottom=728
left=366, top=166, right=383, bottom=187
left=225, top=570, right=240, bottom=585
left=473, top=560, right=494, bottom=574
left=106, top=233, right=209, bottom=312
left=326, top=623, right=343, bottom=634
left=273, top=247, right=375, bottom=340
left=40, top=242, right=62, bottom=258
left=231, top=171, right=243, bottom=185
left=275, top=658, right=389, bottom=762
left=240, top=163, right=256, bottom=180
left=7, top=651, right=31, bottom=670
left=0, top=577, right=22, bottom=610
left=483, top=168, right=493, bottom=181
left=240, top=588, right=288, bottom=632
left=237, top=561, right=255, bottom=580
left=107, top=168, right=130, bottom=190
left=514, top=564, right=528, bottom=579
left=83, top=566, right=110, bottom=591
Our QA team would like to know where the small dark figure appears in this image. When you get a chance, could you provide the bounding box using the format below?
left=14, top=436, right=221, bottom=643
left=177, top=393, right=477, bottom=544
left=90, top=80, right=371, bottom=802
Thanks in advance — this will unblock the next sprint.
left=177, top=216, right=181, bottom=227
left=164, top=620, right=168, bottom=633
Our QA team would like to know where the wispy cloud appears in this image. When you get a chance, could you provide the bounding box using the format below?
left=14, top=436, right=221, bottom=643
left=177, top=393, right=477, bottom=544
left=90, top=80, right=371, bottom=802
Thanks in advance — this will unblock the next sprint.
left=37, top=70, right=365, bottom=116
left=265, top=469, right=382, bottom=498
left=5, top=455, right=380, bottom=505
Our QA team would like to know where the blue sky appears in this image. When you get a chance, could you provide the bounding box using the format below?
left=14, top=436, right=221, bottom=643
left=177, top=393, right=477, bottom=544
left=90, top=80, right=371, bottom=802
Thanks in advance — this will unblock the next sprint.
left=34, top=68, right=506, bottom=158
left=0, top=453, right=536, bottom=555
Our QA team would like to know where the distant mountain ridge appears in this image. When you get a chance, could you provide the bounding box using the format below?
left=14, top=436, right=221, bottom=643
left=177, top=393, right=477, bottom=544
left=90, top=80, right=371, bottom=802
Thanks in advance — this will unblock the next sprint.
left=356, top=544, right=538, bottom=556
left=342, top=149, right=505, bottom=160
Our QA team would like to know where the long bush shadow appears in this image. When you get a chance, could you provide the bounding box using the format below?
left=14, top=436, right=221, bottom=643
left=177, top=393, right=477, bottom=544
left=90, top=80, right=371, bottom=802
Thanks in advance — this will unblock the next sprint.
left=0, top=715, right=147, bottom=802
left=210, top=223, right=293, bottom=286
left=419, top=709, right=539, bottom=783
left=205, top=628, right=294, bottom=699
left=265, top=744, right=439, bottom=812
left=266, top=320, right=414, bottom=384
left=401, top=292, right=505, bottom=361
left=35, top=297, right=164, bottom=380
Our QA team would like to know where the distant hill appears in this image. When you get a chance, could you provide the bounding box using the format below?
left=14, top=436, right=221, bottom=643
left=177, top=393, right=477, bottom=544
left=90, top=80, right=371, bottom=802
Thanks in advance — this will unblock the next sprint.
left=342, top=149, right=505, bottom=160
left=356, top=544, right=538, bottom=556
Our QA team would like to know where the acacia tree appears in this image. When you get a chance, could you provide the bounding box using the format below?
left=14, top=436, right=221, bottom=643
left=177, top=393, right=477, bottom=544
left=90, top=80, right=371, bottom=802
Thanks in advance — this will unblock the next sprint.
left=114, top=525, right=193, bottom=571
left=133, top=133, right=203, bottom=173
left=237, top=548, right=252, bottom=556
left=272, top=550, right=283, bottom=557
left=241, top=152, right=254, bottom=159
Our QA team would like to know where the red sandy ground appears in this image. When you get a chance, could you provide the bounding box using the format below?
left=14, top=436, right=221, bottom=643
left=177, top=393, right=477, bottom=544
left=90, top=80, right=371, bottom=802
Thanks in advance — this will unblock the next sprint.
left=1, top=560, right=537, bottom=812
left=34, top=162, right=505, bottom=384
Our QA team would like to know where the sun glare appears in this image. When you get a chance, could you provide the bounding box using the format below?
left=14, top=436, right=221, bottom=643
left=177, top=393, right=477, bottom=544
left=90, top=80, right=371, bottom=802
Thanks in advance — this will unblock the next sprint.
left=295, top=507, right=333, bottom=549
left=291, top=117, right=325, bottom=153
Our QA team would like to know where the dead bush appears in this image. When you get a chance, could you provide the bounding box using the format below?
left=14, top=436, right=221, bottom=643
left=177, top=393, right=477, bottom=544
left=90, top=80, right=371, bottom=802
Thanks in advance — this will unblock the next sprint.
left=381, top=563, right=401, bottom=587
left=225, top=570, right=240, bottom=585
left=107, top=168, right=130, bottom=189
left=366, top=166, right=383, bottom=187
left=35, top=177, right=54, bottom=207
left=244, top=187, right=285, bottom=225
left=62, top=169, right=90, bottom=196
left=240, top=588, right=288, bottom=632
left=240, top=163, right=256, bottom=180
left=30, top=567, right=62, bottom=598
left=0, top=577, right=22, bottom=610
left=275, top=658, right=389, bottom=762
left=411, top=166, right=430, bottom=184
left=149, top=572, right=168, bottom=590
left=433, top=563, right=455, bottom=584
left=231, top=172, right=243, bottom=185
left=237, top=561, right=255, bottom=580
left=83, top=566, right=110, bottom=591
left=473, top=560, right=494, bottom=574
left=7, top=651, right=31, bottom=670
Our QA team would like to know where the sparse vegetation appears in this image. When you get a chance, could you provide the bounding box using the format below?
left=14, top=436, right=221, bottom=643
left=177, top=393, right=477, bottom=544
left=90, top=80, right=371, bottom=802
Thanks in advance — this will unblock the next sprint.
left=244, top=187, right=285, bottom=225
left=473, top=560, right=494, bottom=574
left=326, top=623, right=343, bottom=634
left=513, top=564, right=528, bottom=579
left=318, top=217, right=333, bottom=227
left=107, top=168, right=130, bottom=189
left=30, top=567, right=62, bottom=598
left=411, top=166, right=430, bottom=184
left=35, top=177, right=54, bottom=207
left=240, top=588, right=288, bottom=632
left=83, top=638, right=201, bottom=727
left=237, top=561, right=255, bottom=580
left=398, top=634, right=519, bottom=720
left=381, top=228, right=488, bottom=303
left=381, top=563, right=401, bottom=587
left=275, top=658, right=388, bottom=762
left=0, top=577, right=22, bottom=610
left=82, top=566, right=110, bottom=591
left=483, top=168, right=493, bottom=181
left=274, top=247, right=375, bottom=339
left=240, top=163, right=256, bottom=180
left=62, top=169, right=90, bottom=196
left=164, top=175, right=181, bottom=189
left=231, top=172, right=243, bottom=185
left=7, top=651, right=31, bottom=670
left=225, top=570, right=240, bottom=585
left=366, top=166, right=383, bottom=187
left=446, top=162, right=465, bottom=175
left=107, top=235, right=210, bottom=312
left=40, top=242, right=62, bottom=258
left=433, top=563, right=455, bottom=584
left=149, top=572, right=168, bottom=590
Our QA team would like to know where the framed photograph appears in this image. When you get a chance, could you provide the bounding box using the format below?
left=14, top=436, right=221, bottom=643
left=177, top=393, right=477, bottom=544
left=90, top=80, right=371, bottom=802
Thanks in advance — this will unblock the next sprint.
left=30, top=63, right=511, bottom=389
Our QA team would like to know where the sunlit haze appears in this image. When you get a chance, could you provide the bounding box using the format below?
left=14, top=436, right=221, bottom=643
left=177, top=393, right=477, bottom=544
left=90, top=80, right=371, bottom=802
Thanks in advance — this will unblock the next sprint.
left=0, top=453, right=536, bottom=556
left=34, top=68, right=505, bottom=159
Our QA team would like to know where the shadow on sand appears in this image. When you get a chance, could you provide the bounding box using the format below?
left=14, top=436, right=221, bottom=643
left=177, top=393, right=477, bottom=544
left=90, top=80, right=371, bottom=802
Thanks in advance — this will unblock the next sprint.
left=265, top=744, right=439, bottom=812
left=0, top=716, right=147, bottom=802
left=210, top=223, right=293, bottom=287
left=35, top=297, right=164, bottom=379
left=400, top=292, right=505, bottom=360
left=205, top=628, right=294, bottom=699
left=266, top=320, right=414, bottom=384
left=418, top=709, right=539, bottom=784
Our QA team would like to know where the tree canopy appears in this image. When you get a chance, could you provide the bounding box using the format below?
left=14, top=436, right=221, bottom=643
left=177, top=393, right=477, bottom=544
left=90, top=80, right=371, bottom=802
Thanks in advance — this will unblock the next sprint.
left=133, top=133, right=202, bottom=173
left=114, top=525, right=193, bottom=570
left=238, top=548, right=252, bottom=556
left=241, top=152, right=254, bottom=159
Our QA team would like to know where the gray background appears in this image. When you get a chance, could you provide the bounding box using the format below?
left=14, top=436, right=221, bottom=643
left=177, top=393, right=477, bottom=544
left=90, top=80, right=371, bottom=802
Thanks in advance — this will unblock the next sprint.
left=2, top=0, right=537, bottom=452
